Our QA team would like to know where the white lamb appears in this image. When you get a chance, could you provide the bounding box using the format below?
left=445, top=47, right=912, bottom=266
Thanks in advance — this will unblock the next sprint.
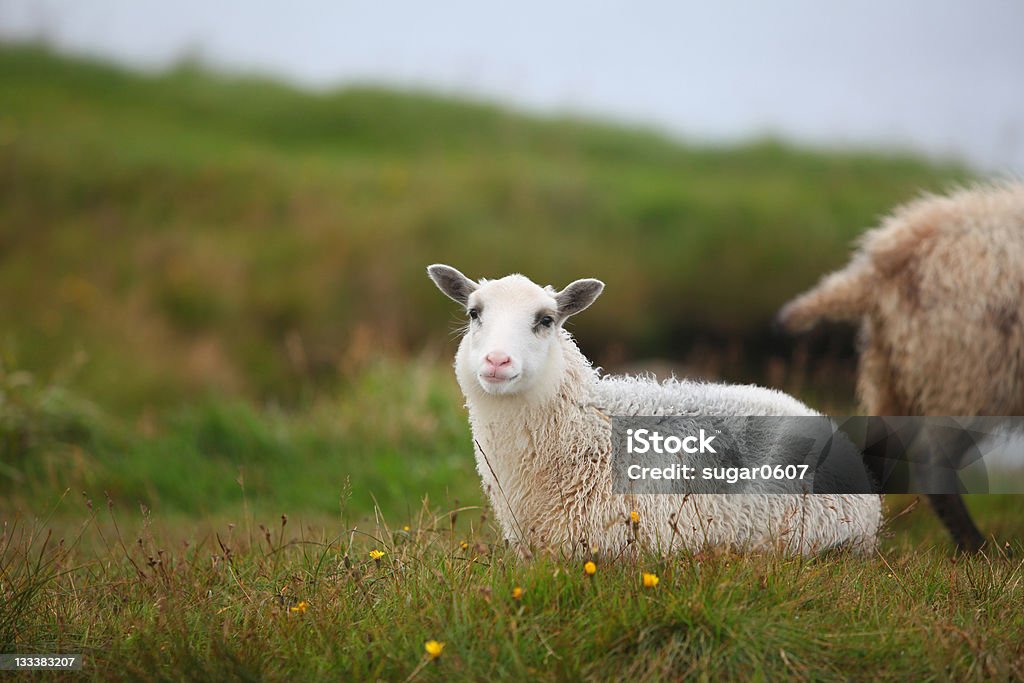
left=428, top=264, right=881, bottom=558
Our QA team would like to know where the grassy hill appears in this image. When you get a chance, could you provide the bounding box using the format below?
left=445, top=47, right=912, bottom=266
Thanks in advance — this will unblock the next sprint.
left=0, top=44, right=971, bottom=414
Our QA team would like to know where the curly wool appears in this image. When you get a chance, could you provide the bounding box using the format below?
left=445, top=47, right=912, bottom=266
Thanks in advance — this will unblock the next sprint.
left=461, top=331, right=882, bottom=558
left=777, top=181, right=1024, bottom=415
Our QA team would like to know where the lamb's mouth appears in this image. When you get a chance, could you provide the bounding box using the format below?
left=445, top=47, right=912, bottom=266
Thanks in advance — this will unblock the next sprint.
left=479, top=372, right=520, bottom=385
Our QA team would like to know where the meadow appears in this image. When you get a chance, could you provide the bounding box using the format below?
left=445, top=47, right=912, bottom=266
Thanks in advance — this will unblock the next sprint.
left=1, top=45, right=1022, bottom=680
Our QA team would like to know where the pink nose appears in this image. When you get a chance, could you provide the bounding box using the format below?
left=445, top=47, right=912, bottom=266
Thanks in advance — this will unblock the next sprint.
left=485, top=352, right=512, bottom=368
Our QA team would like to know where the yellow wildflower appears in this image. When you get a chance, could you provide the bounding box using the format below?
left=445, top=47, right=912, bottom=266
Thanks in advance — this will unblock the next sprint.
left=630, top=510, right=640, bottom=523
left=403, top=525, right=410, bottom=532
left=460, top=541, right=469, bottom=551
left=642, top=572, right=660, bottom=588
left=369, top=549, right=385, bottom=560
left=424, top=640, right=445, bottom=659
left=290, top=600, right=308, bottom=614
left=512, top=586, right=524, bottom=600
left=584, top=561, right=597, bottom=576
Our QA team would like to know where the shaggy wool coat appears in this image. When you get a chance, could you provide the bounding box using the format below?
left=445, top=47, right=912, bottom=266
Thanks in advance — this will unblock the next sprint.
left=459, top=331, right=882, bottom=558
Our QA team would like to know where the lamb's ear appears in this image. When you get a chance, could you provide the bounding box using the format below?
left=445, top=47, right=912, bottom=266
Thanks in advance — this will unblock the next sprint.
left=427, top=264, right=478, bottom=306
left=556, top=278, right=604, bottom=319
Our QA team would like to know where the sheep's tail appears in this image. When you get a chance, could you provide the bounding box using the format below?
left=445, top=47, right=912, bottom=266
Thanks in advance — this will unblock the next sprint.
left=775, top=258, right=874, bottom=333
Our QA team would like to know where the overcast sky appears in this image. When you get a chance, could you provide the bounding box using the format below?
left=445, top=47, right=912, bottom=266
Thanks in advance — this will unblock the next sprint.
left=3, top=0, right=1023, bottom=173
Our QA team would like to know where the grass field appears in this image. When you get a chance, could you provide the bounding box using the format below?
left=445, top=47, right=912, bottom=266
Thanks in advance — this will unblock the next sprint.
left=5, top=503, right=1024, bottom=681
left=4, top=487, right=1024, bottom=680
left=4, top=352, right=1024, bottom=681
left=2, top=44, right=1023, bottom=680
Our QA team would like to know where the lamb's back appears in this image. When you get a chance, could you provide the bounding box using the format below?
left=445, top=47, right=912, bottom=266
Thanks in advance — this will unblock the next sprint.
left=591, top=375, right=818, bottom=417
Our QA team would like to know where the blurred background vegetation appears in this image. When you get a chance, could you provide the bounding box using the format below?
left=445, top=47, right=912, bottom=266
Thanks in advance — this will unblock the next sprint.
left=0, top=44, right=975, bottom=521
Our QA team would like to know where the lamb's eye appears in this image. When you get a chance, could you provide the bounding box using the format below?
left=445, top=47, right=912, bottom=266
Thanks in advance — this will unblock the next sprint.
left=539, top=315, right=555, bottom=327
left=468, top=308, right=480, bottom=321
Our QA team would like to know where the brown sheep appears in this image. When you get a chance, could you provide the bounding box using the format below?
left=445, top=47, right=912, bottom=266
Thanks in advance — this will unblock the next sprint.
left=777, top=181, right=1024, bottom=552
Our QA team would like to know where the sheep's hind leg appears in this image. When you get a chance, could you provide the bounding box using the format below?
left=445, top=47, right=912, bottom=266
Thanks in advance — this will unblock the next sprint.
left=917, top=424, right=986, bottom=553
left=926, top=494, right=984, bottom=553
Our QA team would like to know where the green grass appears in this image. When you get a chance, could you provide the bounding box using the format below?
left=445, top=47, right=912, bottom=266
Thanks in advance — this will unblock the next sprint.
left=3, top=357, right=1024, bottom=680
left=0, top=43, right=972, bottom=413
left=0, top=354, right=477, bottom=518
left=3, top=502, right=1023, bottom=681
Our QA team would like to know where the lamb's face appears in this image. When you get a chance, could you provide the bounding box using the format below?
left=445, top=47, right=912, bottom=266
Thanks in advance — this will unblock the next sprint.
left=460, top=275, right=560, bottom=395
left=427, top=265, right=604, bottom=398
